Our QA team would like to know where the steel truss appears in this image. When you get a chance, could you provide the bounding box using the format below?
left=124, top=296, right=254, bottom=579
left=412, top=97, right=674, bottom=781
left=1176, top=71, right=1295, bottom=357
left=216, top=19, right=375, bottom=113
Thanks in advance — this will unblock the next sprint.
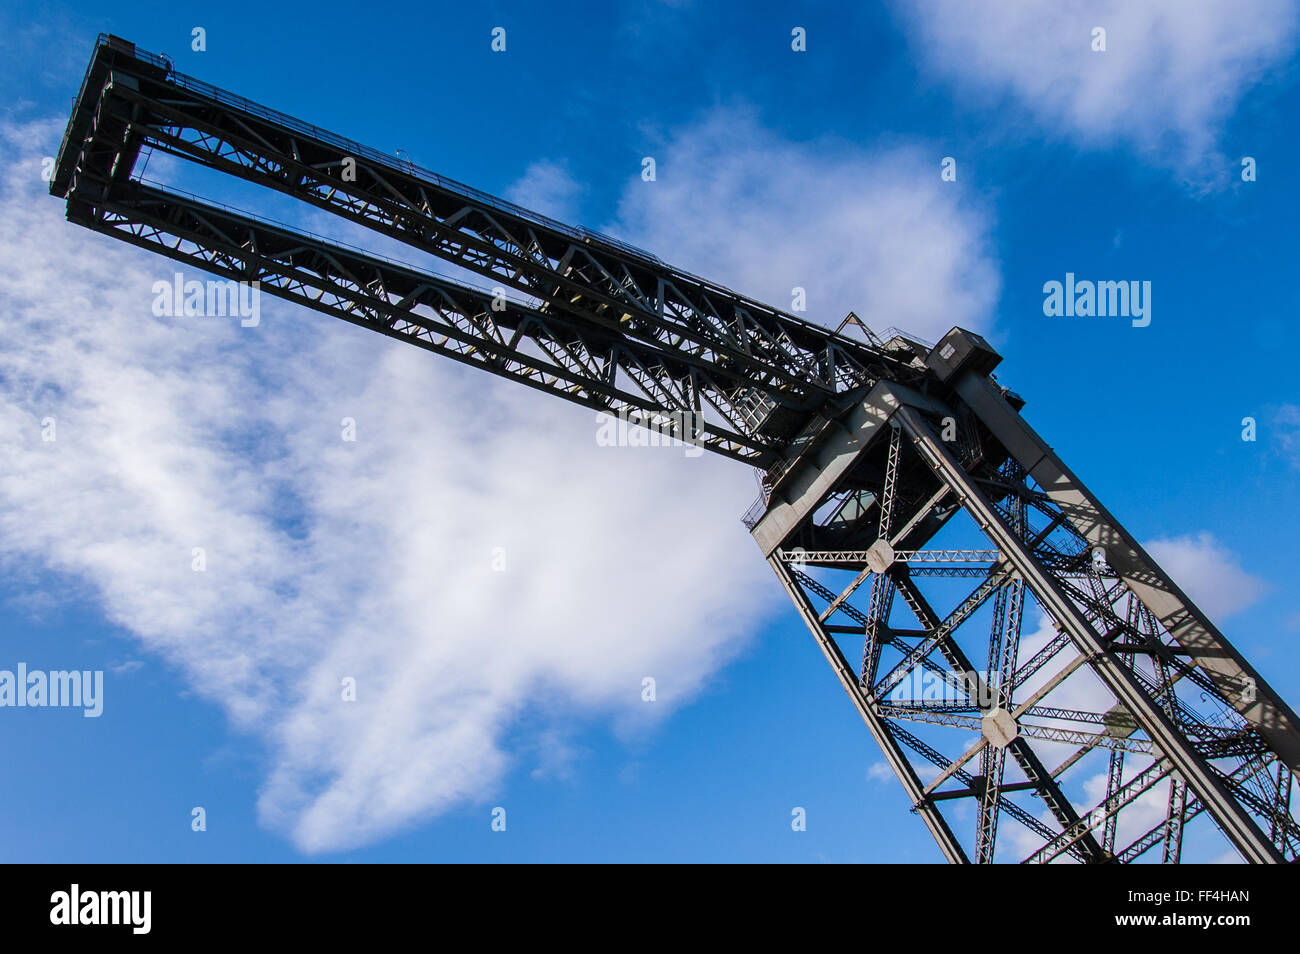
left=52, top=36, right=929, bottom=468
left=755, top=379, right=1300, bottom=862
left=50, top=34, right=1300, bottom=863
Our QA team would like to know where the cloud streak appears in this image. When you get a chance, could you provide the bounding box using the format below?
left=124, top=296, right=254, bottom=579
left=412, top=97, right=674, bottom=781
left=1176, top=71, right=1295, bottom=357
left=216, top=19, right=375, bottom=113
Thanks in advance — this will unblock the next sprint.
left=895, top=0, right=1299, bottom=177
left=1, top=119, right=775, bottom=852
left=1145, top=532, right=1268, bottom=622
left=608, top=108, right=1000, bottom=344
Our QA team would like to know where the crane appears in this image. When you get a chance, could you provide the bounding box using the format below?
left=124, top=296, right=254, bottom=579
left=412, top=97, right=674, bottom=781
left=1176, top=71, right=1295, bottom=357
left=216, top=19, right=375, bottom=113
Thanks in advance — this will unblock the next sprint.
left=49, top=34, right=1300, bottom=863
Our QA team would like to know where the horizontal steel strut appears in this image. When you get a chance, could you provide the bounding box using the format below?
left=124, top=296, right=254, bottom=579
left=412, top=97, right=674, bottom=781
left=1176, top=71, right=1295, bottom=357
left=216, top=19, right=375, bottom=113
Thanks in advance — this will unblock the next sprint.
left=50, top=33, right=1300, bottom=863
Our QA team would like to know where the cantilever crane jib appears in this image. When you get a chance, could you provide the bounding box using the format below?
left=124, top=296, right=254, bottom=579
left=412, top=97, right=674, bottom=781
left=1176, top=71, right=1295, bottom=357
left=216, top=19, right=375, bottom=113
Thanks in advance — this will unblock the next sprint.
left=51, top=33, right=1300, bottom=863
left=52, top=35, right=927, bottom=468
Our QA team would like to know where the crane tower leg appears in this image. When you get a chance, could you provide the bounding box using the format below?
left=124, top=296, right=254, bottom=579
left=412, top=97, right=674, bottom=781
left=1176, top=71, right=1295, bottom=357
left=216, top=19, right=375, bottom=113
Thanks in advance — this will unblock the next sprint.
left=748, top=341, right=1300, bottom=863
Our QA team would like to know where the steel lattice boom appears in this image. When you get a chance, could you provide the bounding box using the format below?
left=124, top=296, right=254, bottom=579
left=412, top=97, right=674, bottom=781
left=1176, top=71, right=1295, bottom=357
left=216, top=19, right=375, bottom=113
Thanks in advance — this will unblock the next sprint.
left=51, top=34, right=1300, bottom=863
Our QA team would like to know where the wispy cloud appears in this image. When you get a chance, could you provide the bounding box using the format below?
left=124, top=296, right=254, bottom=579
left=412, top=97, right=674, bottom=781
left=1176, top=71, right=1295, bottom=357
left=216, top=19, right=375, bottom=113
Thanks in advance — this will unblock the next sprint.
left=504, top=158, right=586, bottom=223
left=1, top=119, right=776, bottom=852
left=1272, top=403, right=1300, bottom=470
left=1145, top=532, right=1268, bottom=621
left=894, top=0, right=1299, bottom=178
left=607, top=108, right=1000, bottom=344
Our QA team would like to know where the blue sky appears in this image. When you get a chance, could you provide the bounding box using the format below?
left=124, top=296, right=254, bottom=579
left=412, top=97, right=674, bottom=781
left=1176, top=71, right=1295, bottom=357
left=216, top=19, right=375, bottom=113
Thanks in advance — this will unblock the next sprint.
left=1, top=1, right=1298, bottom=862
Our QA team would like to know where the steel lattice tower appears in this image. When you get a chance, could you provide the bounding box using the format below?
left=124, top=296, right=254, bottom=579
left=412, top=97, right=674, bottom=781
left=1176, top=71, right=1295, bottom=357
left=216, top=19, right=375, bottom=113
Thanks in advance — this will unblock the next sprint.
left=50, top=35, right=1300, bottom=863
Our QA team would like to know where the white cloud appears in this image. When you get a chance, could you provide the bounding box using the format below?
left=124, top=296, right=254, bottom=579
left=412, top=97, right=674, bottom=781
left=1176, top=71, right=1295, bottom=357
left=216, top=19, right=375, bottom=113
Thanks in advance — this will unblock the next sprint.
left=1, top=100, right=1001, bottom=854
left=1, top=120, right=777, bottom=852
left=1273, top=403, right=1300, bottom=469
left=1144, top=532, right=1268, bottom=622
left=608, top=108, right=1000, bottom=345
left=895, top=0, right=1299, bottom=175
left=866, top=762, right=894, bottom=784
left=504, top=158, right=585, bottom=223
